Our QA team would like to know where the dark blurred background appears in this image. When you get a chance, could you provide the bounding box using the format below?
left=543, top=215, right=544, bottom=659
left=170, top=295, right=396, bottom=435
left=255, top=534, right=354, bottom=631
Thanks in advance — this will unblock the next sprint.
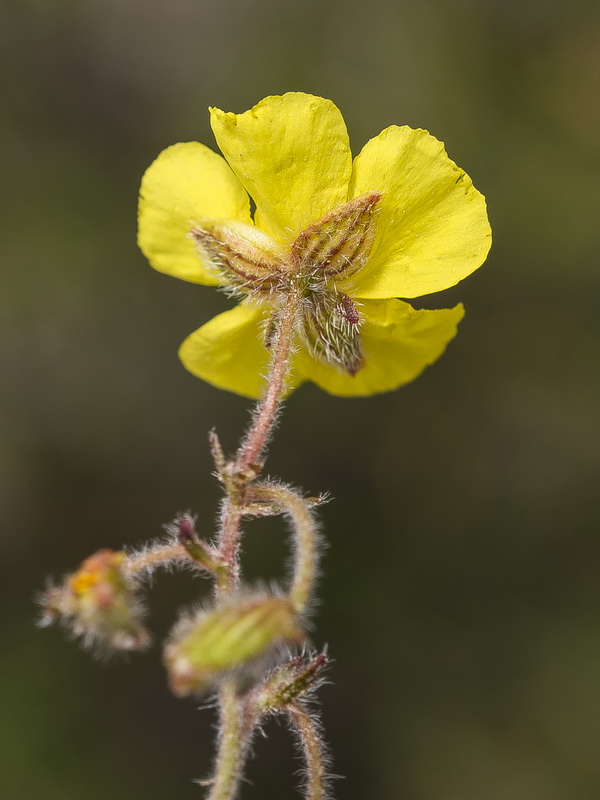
left=2, top=0, right=600, bottom=798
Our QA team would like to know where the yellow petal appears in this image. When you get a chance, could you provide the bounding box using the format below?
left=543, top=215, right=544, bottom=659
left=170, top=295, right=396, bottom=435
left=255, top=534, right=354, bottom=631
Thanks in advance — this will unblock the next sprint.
left=179, top=303, right=302, bottom=399
left=295, top=299, right=464, bottom=396
left=138, top=142, right=252, bottom=285
left=210, top=93, right=353, bottom=243
left=347, top=127, right=491, bottom=299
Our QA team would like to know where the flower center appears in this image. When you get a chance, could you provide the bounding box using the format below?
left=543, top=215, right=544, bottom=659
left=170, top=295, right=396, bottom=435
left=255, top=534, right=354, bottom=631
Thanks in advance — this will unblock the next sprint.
left=191, top=192, right=382, bottom=376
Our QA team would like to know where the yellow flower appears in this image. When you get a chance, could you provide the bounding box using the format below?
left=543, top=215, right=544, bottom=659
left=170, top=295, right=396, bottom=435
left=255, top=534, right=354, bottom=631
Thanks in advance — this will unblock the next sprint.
left=138, top=93, right=491, bottom=397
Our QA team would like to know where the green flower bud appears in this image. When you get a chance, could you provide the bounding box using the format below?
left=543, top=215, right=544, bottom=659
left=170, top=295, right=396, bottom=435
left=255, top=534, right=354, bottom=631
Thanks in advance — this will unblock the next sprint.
left=164, top=594, right=304, bottom=697
left=253, top=652, right=329, bottom=713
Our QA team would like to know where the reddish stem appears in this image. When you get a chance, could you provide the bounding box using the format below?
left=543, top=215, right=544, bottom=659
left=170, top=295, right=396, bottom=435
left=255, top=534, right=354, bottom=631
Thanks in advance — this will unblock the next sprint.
left=236, top=293, right=300, bottom=473
left=217, top=291, right=301, bottom=593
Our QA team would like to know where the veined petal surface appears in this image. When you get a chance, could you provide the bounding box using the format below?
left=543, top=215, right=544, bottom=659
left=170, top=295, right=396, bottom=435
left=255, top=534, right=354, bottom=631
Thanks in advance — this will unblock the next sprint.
left=138, top=142, right=252, bottom=285
left=295, top=299, right=464, bottom=396
left=347, top=126, right=491, bottom=299
left=210, top=93, right=353, bottom=243
left=179, top=303, right=286, bottom=399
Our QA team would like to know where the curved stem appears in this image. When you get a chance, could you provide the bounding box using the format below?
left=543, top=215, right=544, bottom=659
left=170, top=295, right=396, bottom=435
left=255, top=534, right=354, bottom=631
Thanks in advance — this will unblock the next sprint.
left=250, top=483, right=319, bottom=615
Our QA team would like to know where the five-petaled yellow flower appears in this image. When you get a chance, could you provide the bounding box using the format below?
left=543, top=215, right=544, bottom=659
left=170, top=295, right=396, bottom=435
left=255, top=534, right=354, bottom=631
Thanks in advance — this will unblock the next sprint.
left=138, top=93, right=491, bottom=397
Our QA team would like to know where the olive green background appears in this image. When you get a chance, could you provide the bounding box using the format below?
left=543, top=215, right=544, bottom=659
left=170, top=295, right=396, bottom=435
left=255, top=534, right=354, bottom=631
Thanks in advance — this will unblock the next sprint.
left=2, top=1, right=600, bottom=798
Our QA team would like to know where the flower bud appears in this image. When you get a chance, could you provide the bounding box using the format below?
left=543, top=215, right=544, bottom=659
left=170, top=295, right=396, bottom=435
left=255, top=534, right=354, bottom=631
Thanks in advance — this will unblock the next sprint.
left=164, top=594, right=304, bottom=697
left=169, top=513, right=224, bottom=574
left=40, top=549, right=149, bottom=652
left=253, top=652, right=329, bottom=713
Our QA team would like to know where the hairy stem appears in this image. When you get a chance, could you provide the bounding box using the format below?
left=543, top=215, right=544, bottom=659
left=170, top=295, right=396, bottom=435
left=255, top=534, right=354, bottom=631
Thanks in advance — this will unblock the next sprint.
left=217, top=502, right=244, bottom=593
left=209, top=290, right=303, bottom=797
left=288, top=702, right=329, bottom=800
left=124, top=543, right=187, bottom=575
left=217, top=291, right=301, bottom=593
left=208, top=682, right=248, bottom=800
left=236, top=292, right=301, bottom=473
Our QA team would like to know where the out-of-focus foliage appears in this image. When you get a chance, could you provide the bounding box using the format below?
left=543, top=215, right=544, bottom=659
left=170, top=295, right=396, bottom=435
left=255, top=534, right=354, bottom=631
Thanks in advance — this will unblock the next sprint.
left=1, top=1, right=599, bottom=798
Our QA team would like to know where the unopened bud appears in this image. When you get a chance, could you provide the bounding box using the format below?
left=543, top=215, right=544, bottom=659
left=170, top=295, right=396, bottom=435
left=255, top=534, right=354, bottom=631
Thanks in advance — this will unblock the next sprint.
left=40, top=549, right=149, bottom=652
left=253, top=652, right=329, bottom=713
left=164, top=594, right=305, bottom=697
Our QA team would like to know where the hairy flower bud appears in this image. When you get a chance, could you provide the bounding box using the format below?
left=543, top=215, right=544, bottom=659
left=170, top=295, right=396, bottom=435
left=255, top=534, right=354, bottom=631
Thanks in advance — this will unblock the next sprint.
left=40, top=549, right=149, bottom=652
left=252, top=652, right=329, bottom=713
left=164, top=594, right=304, bottom=696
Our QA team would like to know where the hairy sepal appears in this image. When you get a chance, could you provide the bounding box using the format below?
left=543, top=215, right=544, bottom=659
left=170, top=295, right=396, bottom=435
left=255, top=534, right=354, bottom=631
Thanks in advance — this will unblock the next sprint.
left=191, top=220, right=286, bottom=295
left=299, top=289, right=364, bottom=376
left=291, top=192, right=381, bottom=280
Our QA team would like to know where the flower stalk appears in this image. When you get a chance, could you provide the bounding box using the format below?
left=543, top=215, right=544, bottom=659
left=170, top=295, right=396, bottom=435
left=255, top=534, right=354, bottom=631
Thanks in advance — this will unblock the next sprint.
left=287, top=702, right=330, bottom=800
left=236, top=291, right=301, bottom=474
left=205, top=289, right=316, bottom=792
left=208, top=682, right=247, bottom=800
left=216, top=289, right=302, bottom=592
left=248, top=482, right=321, bottom=615
left=123, top=543, right=187, bottom=576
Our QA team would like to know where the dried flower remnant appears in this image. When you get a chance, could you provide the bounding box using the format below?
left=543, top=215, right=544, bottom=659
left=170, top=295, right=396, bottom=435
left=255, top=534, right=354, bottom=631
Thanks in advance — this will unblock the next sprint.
left=40, top=549, right=149, bottom=652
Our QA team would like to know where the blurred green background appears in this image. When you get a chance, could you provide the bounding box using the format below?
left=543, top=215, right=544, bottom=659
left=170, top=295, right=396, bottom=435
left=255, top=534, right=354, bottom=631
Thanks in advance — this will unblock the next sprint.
left=2, top=0, right=600, bottom=798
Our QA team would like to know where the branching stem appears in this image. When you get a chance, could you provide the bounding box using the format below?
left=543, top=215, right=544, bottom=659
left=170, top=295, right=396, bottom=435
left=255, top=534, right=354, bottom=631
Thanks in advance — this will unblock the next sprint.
left=216, top=291, right=301, bottom=593
left=209, top=290, right=304, bottom=795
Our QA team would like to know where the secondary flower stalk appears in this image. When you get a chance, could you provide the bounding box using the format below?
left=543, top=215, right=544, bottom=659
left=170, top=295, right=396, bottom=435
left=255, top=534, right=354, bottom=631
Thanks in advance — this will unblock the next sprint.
left=248, top=481, right=321, bottom=615
left=209, top=682, right=247, bottom=800
left=287, top=702, right=331, bottom=800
